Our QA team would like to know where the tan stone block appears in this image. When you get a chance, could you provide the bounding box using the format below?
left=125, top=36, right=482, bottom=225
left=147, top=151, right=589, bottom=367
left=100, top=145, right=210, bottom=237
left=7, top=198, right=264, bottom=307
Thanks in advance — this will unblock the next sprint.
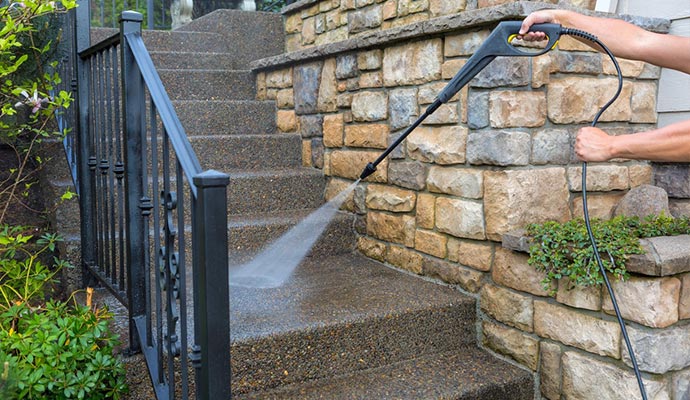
left=679, top=273, right=690, bottom=320
left=266, top=68, right=293, bottom=89
left=276, top=89, right=294, bottom=109
left=344, top=124, right=389, bottom=149
left=302, top=17, right=316, bottom=45
left=556, top=278, right=602, bottom=311
left=320, top=0, right=337, bottom=12
left=302, top=139, right=312, bottom=167
left=285, top=13, right=303, bottom=34
left=382, top=0, right=397, bottom=20
left=478, top=0, right=512, bottom=7
left=631, top=81, right=658, bottom=124
left=421, top=103, right=458, bottom=125
left=329, top=149, right=388, bottom=182
left=534, top=301, right=620, bottom=358
left=430, top=0, right=466, bottom=16
left=435, top=197, right=485, bottom=240
left=383, top=39, right=442, bottom=86
left=427, top=166, right=483, bottom=199
left=625, top=324, right=690, bottom=374
left=357, top=50, right=383, bottom=70
left=603, top=57, right=645, bottom=78
left=407, top=126, right=467, bottom=165
left=532, top=53, right=553, bottom=88
left=315, top=26, right=348, bottom=46
left=629, top=163, right=653, bottom=187
left=482, top=321, right=539, bottom=371
left=571, top=192, right=625, bottom=220
left=286, top=34, right=302, bottom=52
left=276, top=109, right=298, bottom=132
left=416, top=193, right=436, bottom=229
left=325, top=177, right=358, bottom=212
left=557, top=37, right=596, bottom=52
left=359, top=71, right=383, bottom=88
left=256, top=75, right=267, bottom=102
left=540, top=341, right=562, bottom=400
left=442, top=59, right=465, bottom=79
left=300, top=3, right=320, bottom=18
left=387, top=245, right=423, bottom=274
left=367, top=211, right=415, bottom=247
left=562, top=351, right=670, bottom=400
left=337, top=92, right=352, bottom=108
left=480, top=284, right=533, bottom=332
left=484, top=168, right=570, bottom=241
left=266, top=88, right=277, bottom=101
left=389, top=12, right=429, bottom=28
left=318, top=59, right=338, bottom=113
left=602, top=275, right=680, bottom=328
left=414, top=229, right=447, bottom=258
left=490, top=90, right=546, bottom=128
left=419, top=81, right=458, bottom=104
left=548, top=77, right=632, bottom=124
left=567, top=165, right=629, bottom=192
left=423, top=258, right=483, bottom=292
left=493, top=247, right=550, bottom=296
left=357, top=236, right=386, bottom=262
left=366, top=183, right=416, bottom=212
left=323, top=114, right=344, bottom=148
left=448, top=238, right=492, bottom=271
left=341, top=0, right=356, bottom=10
left=397, top=0, right=428, bottom=16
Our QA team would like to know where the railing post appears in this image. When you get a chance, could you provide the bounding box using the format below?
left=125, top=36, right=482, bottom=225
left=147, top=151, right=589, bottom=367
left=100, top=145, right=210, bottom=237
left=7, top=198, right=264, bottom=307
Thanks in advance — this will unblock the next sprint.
left=192, top=170, right=231, bottom=400
left=121, top=11, right=146, bottom=354
left=75, top=0, right=97, bottom=288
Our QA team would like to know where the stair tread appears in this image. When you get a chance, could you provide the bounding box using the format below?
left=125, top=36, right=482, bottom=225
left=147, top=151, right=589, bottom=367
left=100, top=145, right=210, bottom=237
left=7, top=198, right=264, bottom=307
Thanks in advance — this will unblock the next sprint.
left=239, top=348, right=533, bottom=400
left=230, top=252, right=472, bottom=342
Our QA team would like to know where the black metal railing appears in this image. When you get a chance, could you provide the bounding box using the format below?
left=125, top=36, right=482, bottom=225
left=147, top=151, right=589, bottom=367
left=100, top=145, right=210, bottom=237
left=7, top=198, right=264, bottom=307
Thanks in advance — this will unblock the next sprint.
left=56, top=2, right=231, bottom=399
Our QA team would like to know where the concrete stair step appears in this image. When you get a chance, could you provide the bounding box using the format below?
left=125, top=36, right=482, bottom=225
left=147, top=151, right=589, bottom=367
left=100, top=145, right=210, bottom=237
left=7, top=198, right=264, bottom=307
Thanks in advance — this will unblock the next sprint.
left=175, top=10, right=284, bottom=66
left=90, top=28, right=230, bottom=53
left=238, top=348, right=533, bottom=400
left=229, top=253, right=480, bottom=396
left=150, top=51, right=243, bottom=70
left=191, top=134, right=303, bottom=171
left=228, top=210, right=356, bottom=257
left=227, top=168, right=325, bottom=216
left=158, top=69, right=255, bottom=101
left=174, top=100, right=277, bottom=136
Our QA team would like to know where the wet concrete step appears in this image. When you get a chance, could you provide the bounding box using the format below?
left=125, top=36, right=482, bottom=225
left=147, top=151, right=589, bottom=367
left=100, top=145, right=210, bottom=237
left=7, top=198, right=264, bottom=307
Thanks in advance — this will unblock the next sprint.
left=150, top=51, right=243, bottom=70
left=158, top=69, right=255, bottom=101
left=191, top=134, right=302, bottom=171
left=174, top=100, right=277, bottom=136
left=228, top=210, right=356, bottom=257
left=238, top=348, right=533, bottom=400
left=175, top=10, right=284, bottom=67
left=229, top=253, right=479, bottom=396
left=90, top=28, right=230, bottom=53
left=227, top=169, right=325, bottom=216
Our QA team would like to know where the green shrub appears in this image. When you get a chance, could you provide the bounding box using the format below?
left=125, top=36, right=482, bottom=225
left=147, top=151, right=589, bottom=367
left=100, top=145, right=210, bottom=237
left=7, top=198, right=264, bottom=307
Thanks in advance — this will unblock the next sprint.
left=526, top=213, right=690, bottom=294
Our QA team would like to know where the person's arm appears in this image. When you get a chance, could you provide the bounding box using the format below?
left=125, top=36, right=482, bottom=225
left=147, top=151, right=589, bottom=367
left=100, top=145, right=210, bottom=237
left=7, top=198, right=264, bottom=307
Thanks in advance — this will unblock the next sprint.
left=519, top=9, right=690, bottom=74
left=575, top=120, right=690, bottom=162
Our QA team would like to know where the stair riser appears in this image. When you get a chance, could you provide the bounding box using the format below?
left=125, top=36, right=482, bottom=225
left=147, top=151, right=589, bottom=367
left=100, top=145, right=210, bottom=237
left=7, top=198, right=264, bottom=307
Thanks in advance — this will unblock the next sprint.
left=228, top=173, right=325, bottom=216
left=150, top=52, right=243, bottom=70
left=90, top=29, right=230, bottom=53
left=158, top=70, right=255, bottom=101
left=191, top=135, right=303, bottom=171
left=230, top=304, right=476, bottom=396
left=175, top=101, right=277, bottom=136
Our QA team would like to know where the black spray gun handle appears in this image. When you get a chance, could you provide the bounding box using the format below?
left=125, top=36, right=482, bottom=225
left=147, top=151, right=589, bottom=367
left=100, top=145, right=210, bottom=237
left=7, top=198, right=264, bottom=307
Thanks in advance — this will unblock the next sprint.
left=359, top=21, right=561, bottom=180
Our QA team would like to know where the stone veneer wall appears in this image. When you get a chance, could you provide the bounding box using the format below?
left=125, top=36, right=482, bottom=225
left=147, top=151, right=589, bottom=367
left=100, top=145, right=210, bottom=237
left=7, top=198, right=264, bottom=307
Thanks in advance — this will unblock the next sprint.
left=250, top=1, right=690, bottom=398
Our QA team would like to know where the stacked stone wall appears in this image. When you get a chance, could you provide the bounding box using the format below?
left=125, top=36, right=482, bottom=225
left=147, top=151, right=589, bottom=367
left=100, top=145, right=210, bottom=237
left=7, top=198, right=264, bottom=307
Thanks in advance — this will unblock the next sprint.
left=252, top=1, right=688, bottom=398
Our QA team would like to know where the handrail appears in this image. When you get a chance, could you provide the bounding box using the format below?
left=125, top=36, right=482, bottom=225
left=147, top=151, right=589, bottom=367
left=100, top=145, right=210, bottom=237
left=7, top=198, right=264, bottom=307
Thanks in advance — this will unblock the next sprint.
left=124, top=30, right=203, bottom=197
left=78, top=32, right=120, bottom=58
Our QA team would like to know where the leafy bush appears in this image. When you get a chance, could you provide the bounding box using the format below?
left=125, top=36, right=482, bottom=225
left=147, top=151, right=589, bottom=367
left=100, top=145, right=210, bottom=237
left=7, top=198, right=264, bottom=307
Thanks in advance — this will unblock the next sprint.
left=0, top=225, right=127, bottom=399
left=526, top=213, right=690, bottom=294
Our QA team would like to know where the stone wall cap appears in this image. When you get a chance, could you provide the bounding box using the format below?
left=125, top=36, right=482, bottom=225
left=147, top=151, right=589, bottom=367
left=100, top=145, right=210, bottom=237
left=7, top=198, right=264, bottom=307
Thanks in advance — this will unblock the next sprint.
left=253, top=1, right=669, bottom=72
left=504, top=231, right=690, bottom=278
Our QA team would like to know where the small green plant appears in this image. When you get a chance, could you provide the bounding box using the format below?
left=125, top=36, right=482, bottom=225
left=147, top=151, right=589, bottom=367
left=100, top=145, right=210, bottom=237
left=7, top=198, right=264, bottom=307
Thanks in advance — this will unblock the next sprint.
left=0, top=225, right=127, bottom=399
left=526, top=213, right=690, bottom=294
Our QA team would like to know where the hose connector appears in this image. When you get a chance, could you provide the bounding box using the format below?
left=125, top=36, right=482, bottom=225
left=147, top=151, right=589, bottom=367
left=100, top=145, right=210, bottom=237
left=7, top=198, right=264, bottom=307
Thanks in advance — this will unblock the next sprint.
left=359, top=162, right=377, bottom=180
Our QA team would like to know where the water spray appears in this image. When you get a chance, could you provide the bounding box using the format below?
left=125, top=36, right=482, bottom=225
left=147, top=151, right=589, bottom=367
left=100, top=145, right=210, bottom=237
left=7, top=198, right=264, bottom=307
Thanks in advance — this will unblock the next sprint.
left=359, top=20, right=648, bottom=399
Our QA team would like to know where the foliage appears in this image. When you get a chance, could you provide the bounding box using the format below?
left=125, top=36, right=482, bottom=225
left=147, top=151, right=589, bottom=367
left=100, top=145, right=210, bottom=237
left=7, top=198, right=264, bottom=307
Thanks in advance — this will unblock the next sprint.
left=0, top=225, right=127, bottom=399
left=258, top=0, right=289, bottom=12
left=526, top=213, right=690, bottom=294
left=0, top=0, right=76, bottom=226
left=90, top=0, right=170, bottom=29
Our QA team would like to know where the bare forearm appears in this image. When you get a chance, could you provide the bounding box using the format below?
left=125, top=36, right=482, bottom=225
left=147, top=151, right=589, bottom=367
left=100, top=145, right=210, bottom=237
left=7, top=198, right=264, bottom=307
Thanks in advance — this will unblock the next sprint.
left=610, top=120, right=690, bottom=162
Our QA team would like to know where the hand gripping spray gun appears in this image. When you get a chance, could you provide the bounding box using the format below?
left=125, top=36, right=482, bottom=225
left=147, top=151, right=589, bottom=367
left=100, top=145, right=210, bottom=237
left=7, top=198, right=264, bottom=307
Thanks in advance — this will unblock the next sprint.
left=359, top=21, right=648, bottom=400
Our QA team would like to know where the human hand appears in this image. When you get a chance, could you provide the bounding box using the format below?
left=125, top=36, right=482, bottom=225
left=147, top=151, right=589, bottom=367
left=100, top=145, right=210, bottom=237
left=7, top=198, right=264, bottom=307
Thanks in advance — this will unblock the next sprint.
left=518, top=10, right=559, bottom=41
left=575, top=126, right=615, bottom=162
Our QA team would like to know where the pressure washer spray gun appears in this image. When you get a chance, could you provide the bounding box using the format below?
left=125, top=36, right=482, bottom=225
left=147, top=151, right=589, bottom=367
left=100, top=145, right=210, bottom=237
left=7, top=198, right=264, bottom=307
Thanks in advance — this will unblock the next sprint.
left=358, top=20, right=649, bottom=400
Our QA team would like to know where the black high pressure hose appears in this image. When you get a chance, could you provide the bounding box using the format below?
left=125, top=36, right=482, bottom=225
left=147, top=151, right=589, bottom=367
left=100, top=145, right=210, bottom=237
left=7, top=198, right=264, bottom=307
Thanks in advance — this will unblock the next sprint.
left=563, top=27, right=648, bottom=400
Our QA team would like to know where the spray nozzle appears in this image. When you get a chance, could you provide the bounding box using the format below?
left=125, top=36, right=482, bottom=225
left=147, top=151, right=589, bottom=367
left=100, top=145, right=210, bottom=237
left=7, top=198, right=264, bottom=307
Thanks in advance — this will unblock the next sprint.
left=357, top=20, right=561, bottom=181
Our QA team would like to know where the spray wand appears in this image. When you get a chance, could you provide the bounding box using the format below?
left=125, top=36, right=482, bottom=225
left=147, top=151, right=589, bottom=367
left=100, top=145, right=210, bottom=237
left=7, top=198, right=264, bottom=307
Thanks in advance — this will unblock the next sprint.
left=359, top=20, right=648, bottom=400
